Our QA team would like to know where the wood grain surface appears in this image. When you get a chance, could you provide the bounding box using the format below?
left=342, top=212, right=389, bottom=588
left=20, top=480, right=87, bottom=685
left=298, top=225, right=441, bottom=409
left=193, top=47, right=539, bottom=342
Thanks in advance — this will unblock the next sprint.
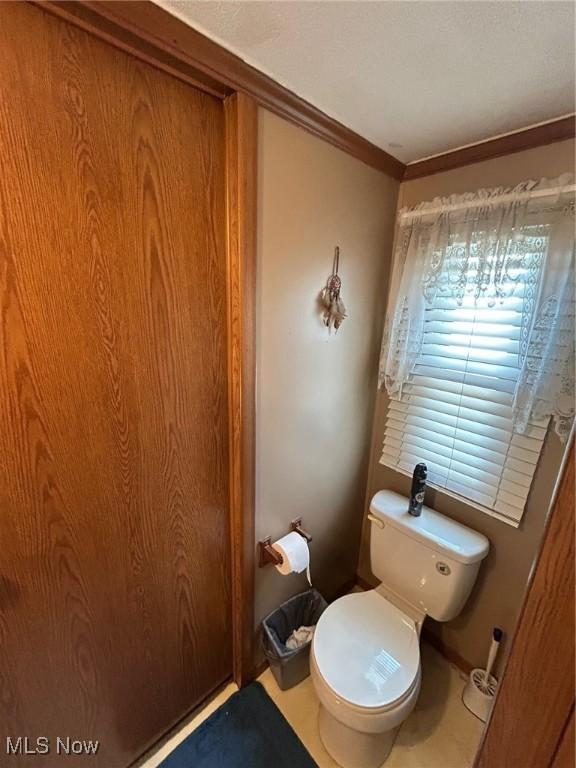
left=34, top=0, right=405, bottom=180
left=551, top=708, right=575, bottom=768
left=475, top=445, right=575, bottom=768
left=0, top=3, right=230, bottom=766
left=224, top=92, right=257, bottom=687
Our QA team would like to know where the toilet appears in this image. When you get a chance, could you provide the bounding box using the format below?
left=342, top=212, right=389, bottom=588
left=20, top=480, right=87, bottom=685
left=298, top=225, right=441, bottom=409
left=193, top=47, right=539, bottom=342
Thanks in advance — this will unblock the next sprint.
left=311, top=490, right=490, bottom=768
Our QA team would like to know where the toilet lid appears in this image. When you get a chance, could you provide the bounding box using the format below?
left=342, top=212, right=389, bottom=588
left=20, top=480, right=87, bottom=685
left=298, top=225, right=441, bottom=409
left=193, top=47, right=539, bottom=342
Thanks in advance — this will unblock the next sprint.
left=313, top=591, right=420, bottom=709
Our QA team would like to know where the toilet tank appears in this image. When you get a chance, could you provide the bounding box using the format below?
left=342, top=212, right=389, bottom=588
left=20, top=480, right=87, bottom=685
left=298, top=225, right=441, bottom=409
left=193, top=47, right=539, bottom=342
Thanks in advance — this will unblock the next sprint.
left=369, top=490, right=489, bottom=622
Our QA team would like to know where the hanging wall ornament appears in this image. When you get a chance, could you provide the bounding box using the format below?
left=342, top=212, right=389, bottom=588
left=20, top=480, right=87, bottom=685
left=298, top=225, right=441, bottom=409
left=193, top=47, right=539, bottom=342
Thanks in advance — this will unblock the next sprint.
left=319, top=246, right=347, bottom=332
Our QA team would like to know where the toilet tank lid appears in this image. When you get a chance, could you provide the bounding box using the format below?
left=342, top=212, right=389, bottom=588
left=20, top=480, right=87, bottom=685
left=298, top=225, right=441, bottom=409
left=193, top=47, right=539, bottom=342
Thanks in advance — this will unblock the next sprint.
left=369, top=490, right=490, bottom=565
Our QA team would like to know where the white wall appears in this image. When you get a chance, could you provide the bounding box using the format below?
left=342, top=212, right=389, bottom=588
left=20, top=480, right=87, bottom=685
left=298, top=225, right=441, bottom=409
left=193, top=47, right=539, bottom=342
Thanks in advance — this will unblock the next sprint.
left=254, top=109, right=399, bottom=648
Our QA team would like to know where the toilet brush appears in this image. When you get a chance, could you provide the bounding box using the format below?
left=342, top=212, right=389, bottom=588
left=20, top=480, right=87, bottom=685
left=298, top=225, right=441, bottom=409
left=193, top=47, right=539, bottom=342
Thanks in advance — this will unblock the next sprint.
left=462, top=627, right=502, bottom=722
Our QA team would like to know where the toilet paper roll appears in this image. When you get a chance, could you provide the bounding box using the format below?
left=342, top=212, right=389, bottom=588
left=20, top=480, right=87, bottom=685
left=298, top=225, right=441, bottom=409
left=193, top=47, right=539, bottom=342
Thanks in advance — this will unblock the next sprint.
left=272, top=531, right=312, bottom=585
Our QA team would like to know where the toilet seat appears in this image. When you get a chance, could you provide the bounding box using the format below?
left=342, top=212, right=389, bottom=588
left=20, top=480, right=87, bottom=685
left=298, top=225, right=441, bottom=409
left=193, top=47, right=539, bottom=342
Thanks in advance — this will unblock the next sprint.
left=312, top=590, right=420, bottom=711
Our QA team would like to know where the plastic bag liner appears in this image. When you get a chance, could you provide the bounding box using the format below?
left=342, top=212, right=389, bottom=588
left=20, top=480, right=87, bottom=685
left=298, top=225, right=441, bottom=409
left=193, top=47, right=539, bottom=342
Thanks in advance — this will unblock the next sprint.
left=261, top=588, right=328, bottom=690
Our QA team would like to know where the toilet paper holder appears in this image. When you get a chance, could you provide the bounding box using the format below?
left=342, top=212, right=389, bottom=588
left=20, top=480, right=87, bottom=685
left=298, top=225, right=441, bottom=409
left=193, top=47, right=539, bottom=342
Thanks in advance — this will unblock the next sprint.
left=290, top=517, right=312, bottom=543
left=258, top=537, right=284, bottom=567
left=258, top=518, right=313, bottom=567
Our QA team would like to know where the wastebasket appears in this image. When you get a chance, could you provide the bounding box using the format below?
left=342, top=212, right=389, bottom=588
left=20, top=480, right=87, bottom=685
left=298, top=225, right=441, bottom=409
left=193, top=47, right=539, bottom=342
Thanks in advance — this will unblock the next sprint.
left=261, top=588, right=328, bottom=690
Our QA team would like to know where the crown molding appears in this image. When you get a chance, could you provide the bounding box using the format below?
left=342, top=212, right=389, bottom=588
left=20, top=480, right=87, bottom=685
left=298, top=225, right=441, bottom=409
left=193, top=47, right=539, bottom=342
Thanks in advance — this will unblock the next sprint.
left=404, top=116, right=576, bottom=181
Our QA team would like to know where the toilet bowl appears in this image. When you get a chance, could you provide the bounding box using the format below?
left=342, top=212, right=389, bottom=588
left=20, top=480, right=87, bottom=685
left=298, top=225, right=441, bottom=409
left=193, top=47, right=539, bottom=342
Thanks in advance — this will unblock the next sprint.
left=311, top=589, right=422, bottom=768
left=311, top=490, right=490, bottom=767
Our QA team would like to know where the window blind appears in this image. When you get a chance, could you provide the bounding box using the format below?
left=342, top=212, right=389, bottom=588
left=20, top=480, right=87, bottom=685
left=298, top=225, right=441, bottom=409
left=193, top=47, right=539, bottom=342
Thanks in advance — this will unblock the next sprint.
left=380, top=292, right=548, bottom=527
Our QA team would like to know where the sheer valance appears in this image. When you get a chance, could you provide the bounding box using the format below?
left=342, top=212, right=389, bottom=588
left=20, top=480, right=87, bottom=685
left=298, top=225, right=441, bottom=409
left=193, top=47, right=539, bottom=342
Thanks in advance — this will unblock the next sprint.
left=379, top=174, right=575, bottom=440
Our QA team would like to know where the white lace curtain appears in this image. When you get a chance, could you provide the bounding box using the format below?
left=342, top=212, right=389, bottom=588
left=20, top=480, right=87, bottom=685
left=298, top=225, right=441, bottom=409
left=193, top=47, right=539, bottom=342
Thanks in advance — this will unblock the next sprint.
left=379, top=174, right=575, bottom=440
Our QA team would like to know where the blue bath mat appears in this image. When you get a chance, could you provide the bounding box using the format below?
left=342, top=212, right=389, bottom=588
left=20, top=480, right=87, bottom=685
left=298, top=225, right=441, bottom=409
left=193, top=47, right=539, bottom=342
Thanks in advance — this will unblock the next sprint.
left=159, top=681, right=318, bottom=767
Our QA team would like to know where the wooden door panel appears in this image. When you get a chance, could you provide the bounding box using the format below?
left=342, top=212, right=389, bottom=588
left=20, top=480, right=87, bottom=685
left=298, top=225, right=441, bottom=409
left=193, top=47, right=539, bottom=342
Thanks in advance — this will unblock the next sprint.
left=475, top=446, right=574, bottom=768
left=0, top=4, right=230, bottom=766
left=552, top=708, right=575, bottom=768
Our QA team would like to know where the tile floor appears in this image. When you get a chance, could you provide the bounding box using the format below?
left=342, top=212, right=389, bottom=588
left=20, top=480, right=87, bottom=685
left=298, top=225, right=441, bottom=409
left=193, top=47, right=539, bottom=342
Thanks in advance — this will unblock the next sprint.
left=143, top=641, right=483, bottom=768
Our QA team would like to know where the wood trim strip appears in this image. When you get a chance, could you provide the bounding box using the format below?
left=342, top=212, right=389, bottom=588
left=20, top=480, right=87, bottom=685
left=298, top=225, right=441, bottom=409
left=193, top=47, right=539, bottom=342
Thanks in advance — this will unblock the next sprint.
left=475, top=444, right=575, bottom=768
left=404, top=116, right=576, bottom=181
left=225, top=92, right=258, bottom=688
left=33, top=0, right=404, bottom=179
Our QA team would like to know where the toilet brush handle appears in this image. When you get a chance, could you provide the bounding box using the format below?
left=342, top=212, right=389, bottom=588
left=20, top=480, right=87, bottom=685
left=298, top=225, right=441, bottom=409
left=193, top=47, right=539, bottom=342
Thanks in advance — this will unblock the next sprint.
left=484, top=627, right=503, bottom=680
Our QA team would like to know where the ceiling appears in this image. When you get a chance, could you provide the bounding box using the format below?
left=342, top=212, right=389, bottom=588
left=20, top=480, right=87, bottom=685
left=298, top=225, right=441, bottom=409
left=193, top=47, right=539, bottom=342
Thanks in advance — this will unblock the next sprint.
left=155, top=1, right=575, bottom=164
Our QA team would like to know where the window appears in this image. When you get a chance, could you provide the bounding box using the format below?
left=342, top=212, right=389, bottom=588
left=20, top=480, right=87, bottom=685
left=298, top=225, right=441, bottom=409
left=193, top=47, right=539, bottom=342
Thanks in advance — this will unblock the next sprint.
left=380, top=204, right=572, bottom=525
left=380, top=291, right=548, bottom=526
left=379, top=181, right=576, bottom=527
